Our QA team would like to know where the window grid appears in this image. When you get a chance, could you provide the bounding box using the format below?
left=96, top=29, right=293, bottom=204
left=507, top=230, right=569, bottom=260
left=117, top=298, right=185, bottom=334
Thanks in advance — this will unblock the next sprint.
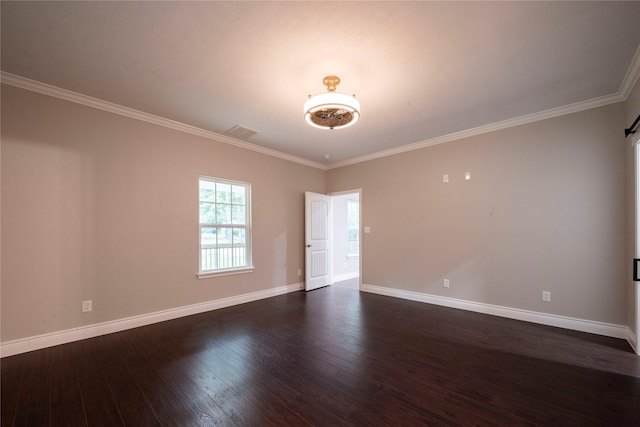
left=199, top=177, right=252, bottom=274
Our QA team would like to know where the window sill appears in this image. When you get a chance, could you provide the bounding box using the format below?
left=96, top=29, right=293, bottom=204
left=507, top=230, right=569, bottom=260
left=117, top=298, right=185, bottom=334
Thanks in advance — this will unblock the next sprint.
left=198, top=267, right=254, bottom=279
left=347, top=255, right=360, bottom=259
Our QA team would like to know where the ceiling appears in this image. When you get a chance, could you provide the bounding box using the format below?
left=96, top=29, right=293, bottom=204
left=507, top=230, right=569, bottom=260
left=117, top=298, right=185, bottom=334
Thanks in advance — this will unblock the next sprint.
left=2, top=1, right=640, bottom=168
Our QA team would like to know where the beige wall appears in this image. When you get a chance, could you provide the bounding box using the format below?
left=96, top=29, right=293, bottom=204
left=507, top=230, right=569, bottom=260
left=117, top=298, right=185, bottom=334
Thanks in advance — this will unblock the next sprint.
left=328, top=103, right=628, bottom=325
left=625, top=77, right=640, bottom=341
left=1, top=81, right=634, bottom=344
left=1, top=84, right=325, bottom=342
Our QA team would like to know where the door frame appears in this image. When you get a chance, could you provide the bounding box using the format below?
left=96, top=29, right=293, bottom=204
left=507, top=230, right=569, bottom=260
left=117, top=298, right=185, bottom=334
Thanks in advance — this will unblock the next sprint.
left=328, top=188, right=362, bottom=290
left=634, top=139, right=640, bottom=354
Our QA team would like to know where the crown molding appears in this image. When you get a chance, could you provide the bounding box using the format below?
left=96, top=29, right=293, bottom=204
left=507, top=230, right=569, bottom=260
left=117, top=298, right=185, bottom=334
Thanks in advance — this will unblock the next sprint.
left=3, top=61, right=637, bottom=173
left=0, top=72, right=327, bottom=170
left=328, top=92, right=625, bottom=170
left=328, top=48, right=640, bottom=170
left=620, top=44, right=640, bottom=99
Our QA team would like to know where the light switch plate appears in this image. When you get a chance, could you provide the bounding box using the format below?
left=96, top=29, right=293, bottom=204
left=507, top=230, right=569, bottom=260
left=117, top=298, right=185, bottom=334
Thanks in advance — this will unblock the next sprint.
left=82, top=300, right=92, bottom=312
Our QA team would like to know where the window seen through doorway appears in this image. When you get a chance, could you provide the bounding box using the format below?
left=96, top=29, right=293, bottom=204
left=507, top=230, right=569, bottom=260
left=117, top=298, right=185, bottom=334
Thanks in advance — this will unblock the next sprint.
left=347, top=199, right=359, bottom=257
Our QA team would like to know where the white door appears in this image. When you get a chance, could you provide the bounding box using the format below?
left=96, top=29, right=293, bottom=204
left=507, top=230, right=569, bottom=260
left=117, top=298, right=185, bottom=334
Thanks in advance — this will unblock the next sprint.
left=305, top=191, right=332, bottom=291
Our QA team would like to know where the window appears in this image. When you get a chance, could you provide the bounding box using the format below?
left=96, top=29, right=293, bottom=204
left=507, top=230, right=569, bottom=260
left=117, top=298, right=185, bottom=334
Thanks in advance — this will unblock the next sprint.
left=347, top=199, right=359, bottom=257
left=198, top=177, right=252, bottom=277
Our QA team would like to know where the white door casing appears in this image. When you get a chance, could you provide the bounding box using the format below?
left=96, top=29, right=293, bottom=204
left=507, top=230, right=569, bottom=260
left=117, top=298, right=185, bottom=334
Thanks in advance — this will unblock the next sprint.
left=635, top=139, right=640, bottom=354
left=305, top=191, right=332, bottom=291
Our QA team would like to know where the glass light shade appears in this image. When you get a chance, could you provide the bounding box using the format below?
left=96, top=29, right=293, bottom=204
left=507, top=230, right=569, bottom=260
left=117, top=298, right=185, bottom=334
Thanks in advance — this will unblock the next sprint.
left=304, top=92, right=360, bottom=130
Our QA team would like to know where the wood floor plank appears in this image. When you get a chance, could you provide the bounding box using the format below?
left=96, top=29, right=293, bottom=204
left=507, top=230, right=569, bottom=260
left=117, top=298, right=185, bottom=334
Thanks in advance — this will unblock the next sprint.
left=11, top=350, right=50, bottom=426
left=2, top=283, right=639, bottom=426
left=125, top=326, right=235, bottom=426
left=193, top=339, right=312, bottom=426
left=48, top=345, right=87, bottom=426
left=72, top=339, right=125, bottom=427
left=114, top=331, right=207, bottom=427
left=93, top=333, right=162, bottom=427
left=1, top=354, right=25, bottom=426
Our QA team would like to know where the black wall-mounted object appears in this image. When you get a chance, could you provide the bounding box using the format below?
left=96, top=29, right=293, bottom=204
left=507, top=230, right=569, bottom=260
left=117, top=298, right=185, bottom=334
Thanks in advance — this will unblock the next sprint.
left=626, top=114, right=640, bottom=138
left=634, top=259, right=640, bottom=282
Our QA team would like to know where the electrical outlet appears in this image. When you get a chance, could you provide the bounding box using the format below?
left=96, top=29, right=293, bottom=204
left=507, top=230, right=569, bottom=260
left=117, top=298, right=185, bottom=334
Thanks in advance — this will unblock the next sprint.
left=442, top=174, right=449, bottom=183
left=443, top=279, right=450, bottom=288
left=298, top=269, right=302, bottom=277
left=82, top=300, right=92, bottom=312
left=542, top=291, right=551, bottom=302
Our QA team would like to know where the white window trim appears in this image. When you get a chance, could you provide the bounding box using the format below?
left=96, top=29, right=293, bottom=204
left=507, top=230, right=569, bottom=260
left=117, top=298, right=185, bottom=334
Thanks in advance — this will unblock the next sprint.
left=197, top=267, right=254, bottom=279
left=198, top=176, right=253, bottom=277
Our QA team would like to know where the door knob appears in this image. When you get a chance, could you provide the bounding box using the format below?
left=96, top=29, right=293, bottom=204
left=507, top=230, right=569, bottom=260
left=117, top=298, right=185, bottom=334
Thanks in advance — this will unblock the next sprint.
left=306, top=244, right=311, bottom=247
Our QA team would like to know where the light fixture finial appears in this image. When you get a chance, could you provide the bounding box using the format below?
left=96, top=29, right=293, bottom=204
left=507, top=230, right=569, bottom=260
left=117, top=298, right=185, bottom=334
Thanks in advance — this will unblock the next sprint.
left=323, top=75, right=340, bottom=92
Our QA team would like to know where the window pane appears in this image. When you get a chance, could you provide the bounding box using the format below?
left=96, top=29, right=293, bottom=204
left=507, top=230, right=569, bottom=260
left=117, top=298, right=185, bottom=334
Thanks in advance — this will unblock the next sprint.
left=233, top=246, right=246, bottom=267
left=232, top=228, right=246, bottom=267
left=217, top=227, right=232, bottom=244
left=201, top=227, right=217, bottom=271
left=348, top=201, right=359, bottom=228
left=200, top=188, right=216, bottom=202
left=216, top=183, right=231, bottom=203
left=215, top=204, right=231, bottom=224
left=199, top=179, right=216, bottom=202
left=218, top=245, right=232, bottom=269
left=232, top=228, right=246, bottom=246
left=201, top=227, right=217, bottom=246
left=348, top=241, right=359, bottom=256
left=232, top=205, right=245, bottom=224
left=199, top=202, right=215, bottom=224
left=232, top=185, right=245, bottom=205
left=347, top=200, right=359, bottom=256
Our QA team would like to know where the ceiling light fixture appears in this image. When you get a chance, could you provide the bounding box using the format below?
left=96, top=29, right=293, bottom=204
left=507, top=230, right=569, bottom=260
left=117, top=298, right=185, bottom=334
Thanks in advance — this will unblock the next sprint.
left=304, top=75, right=360, bottom=130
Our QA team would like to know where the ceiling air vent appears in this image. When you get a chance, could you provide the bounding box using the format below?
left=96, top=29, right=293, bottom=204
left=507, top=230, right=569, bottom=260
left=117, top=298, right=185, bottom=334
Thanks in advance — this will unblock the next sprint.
left=226, top=125, right=259, bottom=139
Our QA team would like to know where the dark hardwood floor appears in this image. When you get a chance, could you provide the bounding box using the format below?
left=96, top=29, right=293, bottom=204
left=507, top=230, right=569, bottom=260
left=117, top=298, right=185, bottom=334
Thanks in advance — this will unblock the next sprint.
left=2, top=284, right=640, bottom=426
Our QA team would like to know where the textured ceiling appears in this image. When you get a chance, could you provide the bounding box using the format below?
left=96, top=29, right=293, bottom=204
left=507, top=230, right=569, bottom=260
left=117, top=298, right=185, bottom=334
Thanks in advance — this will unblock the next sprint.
left=2, top=1, right=640, bottom=166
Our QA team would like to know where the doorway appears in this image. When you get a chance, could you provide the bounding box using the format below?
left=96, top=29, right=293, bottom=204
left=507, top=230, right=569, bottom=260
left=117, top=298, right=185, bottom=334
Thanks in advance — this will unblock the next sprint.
left=329, top=190, right=361, bottom=288
left=304, top=189, right=362, bottom=291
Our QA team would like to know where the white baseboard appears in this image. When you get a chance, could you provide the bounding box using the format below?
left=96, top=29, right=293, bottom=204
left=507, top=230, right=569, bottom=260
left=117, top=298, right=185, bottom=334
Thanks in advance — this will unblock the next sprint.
left=1, top=282, right=304, bottom=358
left=332, top=272, right=360, bottom=283
left=5, top=282, right=635, bottom=358
left=361, top=284, right=631, bottom=341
